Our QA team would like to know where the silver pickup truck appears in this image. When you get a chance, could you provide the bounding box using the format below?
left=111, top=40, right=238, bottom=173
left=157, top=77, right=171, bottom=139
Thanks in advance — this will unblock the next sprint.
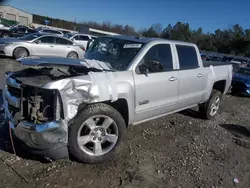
left=2, top=36, right=232, bottom=163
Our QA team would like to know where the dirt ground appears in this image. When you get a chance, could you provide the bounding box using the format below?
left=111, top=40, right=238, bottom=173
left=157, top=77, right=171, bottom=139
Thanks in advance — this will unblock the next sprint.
left=0, top=58, right=250, bottom=188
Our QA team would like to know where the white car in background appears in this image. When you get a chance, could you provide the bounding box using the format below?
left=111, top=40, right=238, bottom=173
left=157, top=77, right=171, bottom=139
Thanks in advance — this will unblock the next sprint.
left=64, top=33, right=96, bottom=49
left=0, top=33, right=85, bottom=59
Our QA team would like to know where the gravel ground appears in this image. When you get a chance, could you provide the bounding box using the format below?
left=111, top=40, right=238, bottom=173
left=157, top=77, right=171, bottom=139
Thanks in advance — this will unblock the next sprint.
left=0, top=58, right=250, bottom=188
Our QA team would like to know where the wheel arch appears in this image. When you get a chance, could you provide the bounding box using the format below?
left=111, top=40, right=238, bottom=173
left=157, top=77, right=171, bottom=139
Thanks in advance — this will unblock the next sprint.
left=212, top=80, right=226, bottom=94
left=67, top=51, right=79, bottom=58
left=77, top=99, right=129, bottom=127
left=12, top=46, right=30, bottom=57
left=105, top=99, right=129, bottom=126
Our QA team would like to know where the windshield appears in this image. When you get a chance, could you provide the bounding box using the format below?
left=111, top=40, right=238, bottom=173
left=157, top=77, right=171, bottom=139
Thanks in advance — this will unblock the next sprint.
left=84, top=37, right=144, bottom=71
left=19, top=33, right=42, bottom=40
left=236, top=68, right=250, bottom=76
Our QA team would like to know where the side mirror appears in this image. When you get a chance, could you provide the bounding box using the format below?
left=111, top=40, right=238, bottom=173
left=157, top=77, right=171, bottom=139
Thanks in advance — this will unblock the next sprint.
left=34, top=40, right=40, bottom=44
left=138, top=64, right=149, bottom=76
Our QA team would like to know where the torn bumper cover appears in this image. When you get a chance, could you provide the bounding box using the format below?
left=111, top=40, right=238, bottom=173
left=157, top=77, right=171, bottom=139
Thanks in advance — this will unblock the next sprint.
left=2, top=57, right=118, bottom=160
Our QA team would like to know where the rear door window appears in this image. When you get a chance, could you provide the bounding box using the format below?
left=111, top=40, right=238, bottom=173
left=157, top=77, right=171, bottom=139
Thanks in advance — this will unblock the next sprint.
left=74, top=35, right=90, bottom=41
left=80, top=35, right=90, bottom=41
left=176, top=45, right=199, bottom=69
left=55, top=37, right=73, bottom=45
left=37, top=36, right=55, bottom=44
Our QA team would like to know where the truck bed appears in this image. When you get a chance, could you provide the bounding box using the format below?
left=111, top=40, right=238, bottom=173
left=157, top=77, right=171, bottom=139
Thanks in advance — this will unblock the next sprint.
left=203, top=60, right=231, bottom=67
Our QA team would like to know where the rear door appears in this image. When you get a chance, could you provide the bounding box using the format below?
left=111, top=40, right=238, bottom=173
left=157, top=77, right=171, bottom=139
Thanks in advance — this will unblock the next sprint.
left=133, top=43, right=179, bottom=122
left=32, top=36, right=57, bottom=56
left=175, top=44, right=206, bottom=108
left=53, top=37, right=74, bottom=57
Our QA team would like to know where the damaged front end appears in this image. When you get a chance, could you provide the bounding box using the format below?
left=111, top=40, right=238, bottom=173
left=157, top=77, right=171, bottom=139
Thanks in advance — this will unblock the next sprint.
left=3, top=73, right=68, bottom=159
left=2, top=57, right=118, bottom=160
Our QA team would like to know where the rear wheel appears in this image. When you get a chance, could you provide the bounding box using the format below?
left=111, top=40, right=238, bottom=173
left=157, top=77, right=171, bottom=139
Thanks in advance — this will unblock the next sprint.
left=68, top=103, right=126, bottom=163
left=13, top=47, right=29, bottom=59
left=67, top=52, right=78, bottom=59
left=199, top=90, right=222, bottom=119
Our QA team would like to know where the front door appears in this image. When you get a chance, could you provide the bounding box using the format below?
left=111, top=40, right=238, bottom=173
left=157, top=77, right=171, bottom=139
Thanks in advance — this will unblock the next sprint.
left=133, top=43, right=179, bottom=122
left=32, top=36, right=57, bottom=56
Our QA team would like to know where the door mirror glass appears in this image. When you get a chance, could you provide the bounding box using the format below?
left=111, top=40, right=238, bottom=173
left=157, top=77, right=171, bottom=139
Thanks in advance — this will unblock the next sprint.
left=139, top=64, right=149, bottom=75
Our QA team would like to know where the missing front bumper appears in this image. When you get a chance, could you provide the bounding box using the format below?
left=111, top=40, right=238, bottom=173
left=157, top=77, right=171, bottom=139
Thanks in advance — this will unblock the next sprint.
left=7, top=119, right=69, bottom=160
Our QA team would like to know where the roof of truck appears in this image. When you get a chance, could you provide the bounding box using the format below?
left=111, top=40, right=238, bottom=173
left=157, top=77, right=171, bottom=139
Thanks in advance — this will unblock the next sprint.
left=107, top=35, right=195, bottom=45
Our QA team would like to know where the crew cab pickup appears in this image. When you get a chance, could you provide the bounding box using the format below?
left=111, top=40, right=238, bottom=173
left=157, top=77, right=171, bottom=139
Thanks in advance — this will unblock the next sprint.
left=2, top=36, right=232, bottom=163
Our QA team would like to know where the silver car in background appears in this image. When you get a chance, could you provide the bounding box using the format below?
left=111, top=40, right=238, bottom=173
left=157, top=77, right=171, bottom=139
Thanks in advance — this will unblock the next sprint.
left=0, top=33, right=85, bottom=59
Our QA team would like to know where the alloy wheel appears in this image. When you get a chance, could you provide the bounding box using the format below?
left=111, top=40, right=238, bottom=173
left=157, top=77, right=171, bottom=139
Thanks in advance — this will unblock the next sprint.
left=77, top=115, right=119, bottom=156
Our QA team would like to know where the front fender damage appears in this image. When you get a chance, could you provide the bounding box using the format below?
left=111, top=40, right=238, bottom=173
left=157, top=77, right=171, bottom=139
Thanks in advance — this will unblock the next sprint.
left=44, top=71, right=118, bottom=121
left=4, top=61, right=119, bottom=159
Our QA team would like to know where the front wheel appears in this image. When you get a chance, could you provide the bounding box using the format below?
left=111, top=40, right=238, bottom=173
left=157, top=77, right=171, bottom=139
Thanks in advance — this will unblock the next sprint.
left=68, top=103, right=126, bottom=163
left=199, top=90, right=222, bottom=119
left=13, top=47, right=29, bottom=59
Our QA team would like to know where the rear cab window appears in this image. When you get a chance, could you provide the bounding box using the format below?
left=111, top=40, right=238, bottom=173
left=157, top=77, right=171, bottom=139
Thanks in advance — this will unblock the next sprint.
left=176, top=45, right=199, bottom=69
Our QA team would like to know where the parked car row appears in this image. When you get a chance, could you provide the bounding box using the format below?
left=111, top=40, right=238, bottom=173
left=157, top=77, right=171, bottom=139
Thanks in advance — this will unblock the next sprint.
left=0, top=24, right=98, bottom=59
left=201, top=53, right=250, bottom=72
left=232, top=67, right=250, bottom=96
left=0, top=33, right=85, bottom=59
left=0, top=25, right=35, bottom=38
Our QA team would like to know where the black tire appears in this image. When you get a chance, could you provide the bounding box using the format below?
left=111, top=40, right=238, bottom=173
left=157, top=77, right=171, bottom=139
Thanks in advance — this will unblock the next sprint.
left=68, top=103, right=126, bottom=163
left=67, top=51, right=78, bottom=59
left=13, top=47, right=29, bottom=59
left=199, top=90, right=222, bottom=120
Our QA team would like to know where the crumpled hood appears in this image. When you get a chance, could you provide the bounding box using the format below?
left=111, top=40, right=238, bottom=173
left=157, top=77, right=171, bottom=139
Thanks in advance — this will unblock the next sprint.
left=17, top=56, right=112, bottom=71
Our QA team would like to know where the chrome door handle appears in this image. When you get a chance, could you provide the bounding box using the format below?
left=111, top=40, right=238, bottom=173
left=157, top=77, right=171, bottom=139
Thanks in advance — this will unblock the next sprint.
left=49, top=45, right=54, bottom=47
left=197, top=74, right=203, bottom=78
left=169, top=77, right=177, bottom=81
